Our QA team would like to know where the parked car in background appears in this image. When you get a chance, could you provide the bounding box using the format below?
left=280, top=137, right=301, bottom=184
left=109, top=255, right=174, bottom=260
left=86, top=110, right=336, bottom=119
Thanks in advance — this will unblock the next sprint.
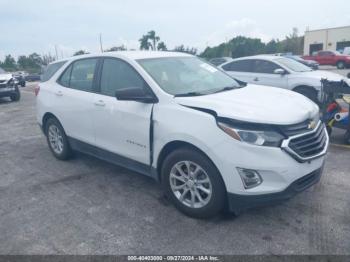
left=0, top=67, right=21, bottom=102
left=25, top=74, right=41, bottom=82
left=343, top=47, right=350, bottom=56
left=283, top=55, right=319, bottom=70
left=209, top=57, right=233, bottom=66
left=219, top=55, right=349, bottom=103
left=37, top=52, right=328, bottom=218
left=13, top=72, right=26, bottom=87
left=303, top=50, right=350, bottom=69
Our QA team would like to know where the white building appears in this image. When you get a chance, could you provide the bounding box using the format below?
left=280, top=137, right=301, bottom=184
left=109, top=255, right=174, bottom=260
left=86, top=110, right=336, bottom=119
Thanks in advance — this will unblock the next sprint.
left=304, top=25, right=350, bottom=55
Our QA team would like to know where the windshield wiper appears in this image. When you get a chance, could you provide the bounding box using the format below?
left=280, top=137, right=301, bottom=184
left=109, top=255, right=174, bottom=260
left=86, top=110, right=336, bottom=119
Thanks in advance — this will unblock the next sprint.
left=174, top=91, right=206, bottom=97
left=213, top=86, right=237, bottom=94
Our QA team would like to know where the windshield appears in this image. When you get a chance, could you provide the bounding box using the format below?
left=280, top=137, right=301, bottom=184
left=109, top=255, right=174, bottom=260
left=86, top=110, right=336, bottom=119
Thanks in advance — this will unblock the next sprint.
left=275, top=57, right=313, bottom=72
left=137, top=57, right=240, bottom=96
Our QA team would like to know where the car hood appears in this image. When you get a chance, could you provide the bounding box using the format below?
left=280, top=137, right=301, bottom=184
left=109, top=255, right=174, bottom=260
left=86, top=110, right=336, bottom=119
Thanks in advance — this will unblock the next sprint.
left=174, top=84, right=319, bottom=125
left=0, top=73, right=13, bottom=81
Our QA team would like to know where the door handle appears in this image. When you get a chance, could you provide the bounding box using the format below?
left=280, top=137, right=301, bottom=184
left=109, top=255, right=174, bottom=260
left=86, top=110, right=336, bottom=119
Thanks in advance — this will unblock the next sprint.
left=253, top=77, right=259, bottom=81
left=94, top=100, right=106, bottom=107
left=55, top=91, right=63, bottom=96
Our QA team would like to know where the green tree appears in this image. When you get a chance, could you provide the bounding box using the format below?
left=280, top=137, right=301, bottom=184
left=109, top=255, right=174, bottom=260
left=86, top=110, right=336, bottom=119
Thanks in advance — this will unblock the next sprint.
left=139, top=30, right=165, bottom=51
left=157, top=42, right=167, bottom=51
left=282, top=28, right=304, bottom=55
left=139, top=34, right=152, bottom=50
left=105, top=45, right=127, bottom=52
left=174, top=45, right=197, bottom=55
left=73, top=50, right=89, bottom=56
left=1, top=55, right=17, bottom=71
left=147, top=30, right=160, bottom=50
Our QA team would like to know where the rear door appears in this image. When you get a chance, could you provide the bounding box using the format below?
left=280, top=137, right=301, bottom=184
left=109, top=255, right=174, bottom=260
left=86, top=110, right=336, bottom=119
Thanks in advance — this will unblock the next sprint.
left=221, top=59, right=254, bottom=83
left=92, top=57, right=153, bottom=165
left=250, top=59, right=288, bottom=89
left=54, top=58, right=98, bottom=144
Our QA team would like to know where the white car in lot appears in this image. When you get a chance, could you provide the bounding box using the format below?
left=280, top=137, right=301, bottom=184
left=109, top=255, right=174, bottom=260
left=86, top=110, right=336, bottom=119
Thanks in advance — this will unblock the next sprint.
left=219, top=55, right=349, bottom=103
left=36, top=52, right=328, bottom=218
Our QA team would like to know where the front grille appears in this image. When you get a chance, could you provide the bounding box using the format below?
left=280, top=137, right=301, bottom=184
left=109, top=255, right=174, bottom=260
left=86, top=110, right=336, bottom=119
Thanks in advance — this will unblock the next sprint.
left=283, top=122, right=328, bottom=162
left=280, top=120, right=310, bottom=136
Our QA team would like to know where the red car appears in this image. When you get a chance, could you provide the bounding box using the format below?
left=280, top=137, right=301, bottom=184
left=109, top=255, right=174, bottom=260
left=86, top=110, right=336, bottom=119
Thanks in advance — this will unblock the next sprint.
left=303, top=50, right=350, bottom=69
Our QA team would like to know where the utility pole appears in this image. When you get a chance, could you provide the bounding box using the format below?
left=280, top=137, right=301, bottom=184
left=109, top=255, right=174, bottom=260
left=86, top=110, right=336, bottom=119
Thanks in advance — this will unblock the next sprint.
left=99, top=33, right=103, bottom=52
left=54, top=45, right=58, bottom=60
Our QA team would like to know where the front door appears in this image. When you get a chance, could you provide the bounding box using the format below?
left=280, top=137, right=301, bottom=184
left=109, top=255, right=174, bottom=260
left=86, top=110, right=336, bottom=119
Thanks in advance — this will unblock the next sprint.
left=250, top=59, right=288, bottom=89
left=92, top=57, right=153, bottom=165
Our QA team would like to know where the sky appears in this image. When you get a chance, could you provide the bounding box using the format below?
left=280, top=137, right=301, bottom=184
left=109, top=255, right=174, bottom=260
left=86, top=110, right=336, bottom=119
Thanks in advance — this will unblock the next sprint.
left=0, top=0, right=349, bottom=60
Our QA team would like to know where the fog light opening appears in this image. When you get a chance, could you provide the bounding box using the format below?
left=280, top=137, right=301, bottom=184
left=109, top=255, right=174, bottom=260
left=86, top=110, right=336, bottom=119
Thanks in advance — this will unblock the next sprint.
left=237, top=168, right=263, bottom=189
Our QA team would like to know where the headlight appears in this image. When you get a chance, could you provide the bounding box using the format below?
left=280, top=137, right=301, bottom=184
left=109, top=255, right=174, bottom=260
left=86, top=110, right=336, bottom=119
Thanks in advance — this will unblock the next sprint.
left=217, top=121, right=284, bottom=147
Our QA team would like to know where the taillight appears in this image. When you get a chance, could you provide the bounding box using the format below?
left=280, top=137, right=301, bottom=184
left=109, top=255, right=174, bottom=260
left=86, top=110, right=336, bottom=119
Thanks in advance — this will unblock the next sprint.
left=34, top=85, right=40, bottom=96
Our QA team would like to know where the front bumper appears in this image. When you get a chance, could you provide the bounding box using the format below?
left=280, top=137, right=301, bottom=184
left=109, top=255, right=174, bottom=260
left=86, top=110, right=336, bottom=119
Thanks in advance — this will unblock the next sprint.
left=227, top=166, right=323, bottom=214
left=0, top=86, right=16, bottom=97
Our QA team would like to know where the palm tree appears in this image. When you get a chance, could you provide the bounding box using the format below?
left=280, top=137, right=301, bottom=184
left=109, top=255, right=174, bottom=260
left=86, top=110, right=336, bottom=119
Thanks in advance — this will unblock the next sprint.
left=147, top=30, right=160, bottom=50
left=157, top=42, right=167, bottom=51
left=139, top=35, right=152, bottom=50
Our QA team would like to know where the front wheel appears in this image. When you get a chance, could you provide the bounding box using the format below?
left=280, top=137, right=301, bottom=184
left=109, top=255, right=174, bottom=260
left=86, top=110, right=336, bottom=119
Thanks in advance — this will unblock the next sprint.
left=336, top=61, right=345, bottom=69
left=161, top=148, right=226, bottom=218
left=10, top=87, right=20, bottom=102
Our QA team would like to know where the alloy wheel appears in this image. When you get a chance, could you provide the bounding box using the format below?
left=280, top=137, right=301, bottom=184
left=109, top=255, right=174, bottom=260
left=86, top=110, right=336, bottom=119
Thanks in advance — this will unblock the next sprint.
left=48, top=125, right=64, bottom=154
left=169, top=161, right=212, bottom=208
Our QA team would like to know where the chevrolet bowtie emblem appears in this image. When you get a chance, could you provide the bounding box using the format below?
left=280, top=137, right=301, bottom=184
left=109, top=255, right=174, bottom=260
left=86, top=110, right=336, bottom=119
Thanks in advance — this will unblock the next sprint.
left=308, top=120, right=317, bottom=130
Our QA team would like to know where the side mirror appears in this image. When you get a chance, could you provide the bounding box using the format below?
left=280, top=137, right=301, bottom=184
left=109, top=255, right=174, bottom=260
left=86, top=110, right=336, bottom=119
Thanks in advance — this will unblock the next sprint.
left=115, top=87, right=158, bottom=104
left=347, top=72, right=350, bottom=79
left=274, top=68, right=286, bottom=75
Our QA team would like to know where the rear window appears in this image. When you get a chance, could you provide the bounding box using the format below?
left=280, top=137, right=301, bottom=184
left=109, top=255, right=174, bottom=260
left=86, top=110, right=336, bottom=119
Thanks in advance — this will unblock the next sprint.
left=41, top=61, right=67, bottom=82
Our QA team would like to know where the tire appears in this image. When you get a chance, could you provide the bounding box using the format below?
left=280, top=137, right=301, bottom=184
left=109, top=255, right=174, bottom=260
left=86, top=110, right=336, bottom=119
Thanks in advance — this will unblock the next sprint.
left=45, top=118, right=72, bottom=160
left=161, top=147, right=226, bottom=218
left=21, top=82, right=26, bottom=87
left=10, top=87, right=20, bottom=102
left=294, top=87, right=318, bottom=104
left=344, top=132, right=350, bottom=145
left=336, top=61, right=345, bottom=69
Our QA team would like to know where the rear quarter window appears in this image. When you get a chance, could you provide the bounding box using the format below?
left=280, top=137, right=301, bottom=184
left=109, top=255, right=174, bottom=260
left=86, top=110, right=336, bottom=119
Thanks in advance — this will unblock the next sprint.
left=41, top=61, right=67, bottom=82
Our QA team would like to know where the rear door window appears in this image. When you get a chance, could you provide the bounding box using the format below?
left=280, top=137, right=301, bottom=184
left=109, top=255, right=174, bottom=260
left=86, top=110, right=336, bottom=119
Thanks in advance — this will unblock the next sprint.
left=57, top=58, right=98, bottom=92
left=70, top=59, right=98, bottom=92
left=41, top=61, right=67, bottom=82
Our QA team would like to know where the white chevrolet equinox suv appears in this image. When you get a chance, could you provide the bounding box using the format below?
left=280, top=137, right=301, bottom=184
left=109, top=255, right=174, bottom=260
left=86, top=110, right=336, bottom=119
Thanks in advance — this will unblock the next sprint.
left=36, top=51, right=328, bottom=218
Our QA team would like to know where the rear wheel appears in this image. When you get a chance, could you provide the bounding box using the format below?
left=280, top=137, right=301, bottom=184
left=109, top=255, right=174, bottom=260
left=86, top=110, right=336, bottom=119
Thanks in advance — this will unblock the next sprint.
left=161, top=147, right=226, bottom=218
left=45, top=118, right=72, bottom=160
left=294, top=86, right=318, bottom=104
left=336, top=61, right=345, bottom=69
left=10, top=87, right=20, bottom=102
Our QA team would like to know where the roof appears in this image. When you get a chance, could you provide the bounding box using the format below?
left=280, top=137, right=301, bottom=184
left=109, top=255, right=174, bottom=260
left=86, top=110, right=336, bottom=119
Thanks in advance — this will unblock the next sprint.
left=305, top=25, right=350, bottom=33
left=52, top=51, right=192, bottom=64
left=231, top=55, right=282, bottom=61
